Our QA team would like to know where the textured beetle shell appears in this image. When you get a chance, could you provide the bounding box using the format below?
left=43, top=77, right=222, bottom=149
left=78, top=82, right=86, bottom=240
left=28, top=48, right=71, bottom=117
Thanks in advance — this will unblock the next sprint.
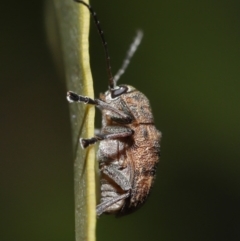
left=97, top=85, right=161, bottom=215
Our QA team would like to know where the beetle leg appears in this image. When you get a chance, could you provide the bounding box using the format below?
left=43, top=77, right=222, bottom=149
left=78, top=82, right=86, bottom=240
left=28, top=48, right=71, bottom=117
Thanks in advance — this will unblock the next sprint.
left=80, top=126, right=133, bottom=148
left=97, top=164, right=132, bottom=216
left=67, top=91, right=97, bottom=105
left=96, top=192, right=130, bottom=216
left=102, top=163, right=132, bottom=191
left=67, top=91, right=133, bottom=123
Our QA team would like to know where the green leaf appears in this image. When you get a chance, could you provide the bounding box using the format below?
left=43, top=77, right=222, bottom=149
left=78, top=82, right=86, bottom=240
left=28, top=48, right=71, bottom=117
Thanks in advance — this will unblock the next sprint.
left=46, top=1, right=96, bottom=240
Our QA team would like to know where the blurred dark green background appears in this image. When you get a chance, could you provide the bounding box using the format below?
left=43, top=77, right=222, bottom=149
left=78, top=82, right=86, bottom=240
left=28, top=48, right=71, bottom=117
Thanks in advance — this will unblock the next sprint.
left=1, top=0, right=240, bottom=240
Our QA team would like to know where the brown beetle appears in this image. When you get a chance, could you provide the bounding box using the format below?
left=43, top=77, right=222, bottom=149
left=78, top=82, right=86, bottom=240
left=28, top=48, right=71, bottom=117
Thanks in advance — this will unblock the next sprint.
left=67, top=0, right=161, bottom=217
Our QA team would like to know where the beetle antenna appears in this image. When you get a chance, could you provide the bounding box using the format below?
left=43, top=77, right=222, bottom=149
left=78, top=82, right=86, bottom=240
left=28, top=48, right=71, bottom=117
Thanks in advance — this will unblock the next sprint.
left=113, top=30, right=143, bottom=85
left=74, top=0, right=115, bottom=89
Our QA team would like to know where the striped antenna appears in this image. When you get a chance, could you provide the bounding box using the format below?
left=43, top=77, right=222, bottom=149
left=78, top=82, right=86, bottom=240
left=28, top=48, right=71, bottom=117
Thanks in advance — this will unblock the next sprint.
left=113, top=30, right=143, bottom=85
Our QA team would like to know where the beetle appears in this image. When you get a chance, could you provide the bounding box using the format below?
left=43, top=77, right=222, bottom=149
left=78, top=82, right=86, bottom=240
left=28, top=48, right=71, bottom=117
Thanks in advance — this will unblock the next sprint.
left=67, top=0, right=161, bottom=217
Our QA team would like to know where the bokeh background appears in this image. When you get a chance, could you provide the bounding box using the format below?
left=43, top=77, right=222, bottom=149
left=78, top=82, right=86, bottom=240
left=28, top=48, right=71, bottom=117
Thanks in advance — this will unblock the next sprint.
left=1, top=0, right=240, bottom=241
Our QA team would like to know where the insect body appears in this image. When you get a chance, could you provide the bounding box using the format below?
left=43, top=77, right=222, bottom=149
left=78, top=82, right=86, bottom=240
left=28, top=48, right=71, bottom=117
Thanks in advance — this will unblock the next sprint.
left=67, top=0, right=161, bottom=217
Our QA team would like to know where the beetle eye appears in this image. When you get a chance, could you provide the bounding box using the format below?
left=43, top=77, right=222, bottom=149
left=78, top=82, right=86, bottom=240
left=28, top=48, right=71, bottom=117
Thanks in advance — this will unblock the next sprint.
left=111, top=86, right=128, bottom=98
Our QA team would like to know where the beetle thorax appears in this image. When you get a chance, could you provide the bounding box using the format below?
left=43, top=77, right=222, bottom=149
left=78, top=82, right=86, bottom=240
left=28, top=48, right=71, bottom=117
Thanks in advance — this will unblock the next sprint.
left=101, top=85, right=155, bottom=124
